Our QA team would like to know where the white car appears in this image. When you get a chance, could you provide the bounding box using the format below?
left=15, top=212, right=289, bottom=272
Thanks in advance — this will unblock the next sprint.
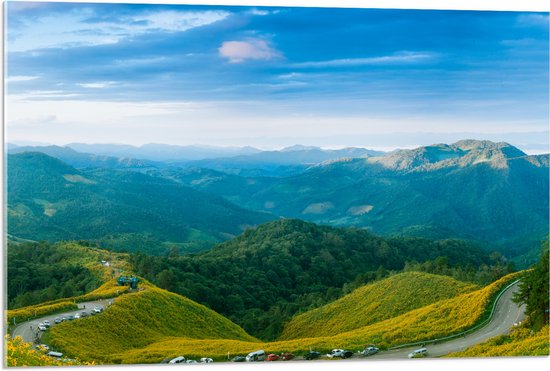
left=168, top=356, right=186, bottom=364
left=93, top=306, right=103, bottom=313
left=43, top=320, right=51, bottom=327
left=327, top=349, right=353, bottom=359
left=38, top=324, right=47, bottom=331
left=408, top=348, right=428, bottom=359
left=245, top=350, right=265, bottom=362
left=200, top=358, right=213, bottom=363
left=186, top=360, right=198, bottom=364
left=74, top=313, right=81, bottom=319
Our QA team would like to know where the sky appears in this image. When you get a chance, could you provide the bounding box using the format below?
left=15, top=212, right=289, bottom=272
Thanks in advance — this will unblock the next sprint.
left=5, top=0, right=550, bottom=152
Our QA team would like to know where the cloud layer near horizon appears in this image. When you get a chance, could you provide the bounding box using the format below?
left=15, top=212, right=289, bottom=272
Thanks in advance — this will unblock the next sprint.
left=5, top=3, right=549, bottom=151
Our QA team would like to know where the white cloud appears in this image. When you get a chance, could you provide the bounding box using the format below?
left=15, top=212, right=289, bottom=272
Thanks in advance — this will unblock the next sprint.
left=78, top=81, right=118, bottom=89
left=219, top=39, right=281, bottom=63
left=6, top=75, right=39, bottom=82
left=7, top=9, right=230, bottom=52
left=294, top=52, right=436, bottom=68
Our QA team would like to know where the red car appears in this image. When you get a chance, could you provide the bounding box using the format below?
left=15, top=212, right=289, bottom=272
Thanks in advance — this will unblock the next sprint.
left=281, top=353, right=295, bottom=361
left=266, top=354, right=280, bottom=361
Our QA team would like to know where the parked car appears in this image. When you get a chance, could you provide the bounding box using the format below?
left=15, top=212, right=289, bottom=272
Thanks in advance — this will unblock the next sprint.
left=199, top=358, right=213, bottom=363
left=231, top=356, right=246, bottom=362
left=359, top=346, right=379, bottom=356
left=54, top=317, right=62, bottom=324
left=304, top=351, right=321, bottom=360
left=93, top=306, right=103, bottom=313
left=80, top=311, right=88, bottom=318
left=38, top=324, right=47, bottom=331
left=43, top=320, right=51, bottom=328
left=46, top=351, right=63, bottom=358
left=266, top=354, right=280, bottom=361
left=246, top=350, right=266, bottom=362
left=186, top=360, right=198, bottom=364
left=67, top=315, right=75, bottom=321
left=408, top=348, right=428, bottom=359
left=168, top=356, right=186, bottom=364
left=327, top=349, right=353, bottom=359
left=281, top=352, right=295, bottom=361
left=61, top=317, right=67, bottom=322
left=74, top=313, right=81, bottom=319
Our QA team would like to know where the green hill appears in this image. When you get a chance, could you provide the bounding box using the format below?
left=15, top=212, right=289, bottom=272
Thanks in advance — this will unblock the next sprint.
left=131, top=219, right=499, bottom=340
left=7, top=152, right=274, bottom=254
left=280, top=272, right=478, bottom=340
left=48, top=280, right=257, bottom=363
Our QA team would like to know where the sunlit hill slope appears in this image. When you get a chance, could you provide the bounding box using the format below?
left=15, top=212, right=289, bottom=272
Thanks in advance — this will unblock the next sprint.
left=280, top=272, right=478, bottom=340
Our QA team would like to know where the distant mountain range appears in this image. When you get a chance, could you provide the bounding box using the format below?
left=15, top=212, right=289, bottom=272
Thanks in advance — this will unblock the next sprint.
left=7, top=152, right=274, bottom=254
left=163, top=140, right=549, bottom=262
left=65, top=142, right=263, bottom=162
left=8, top=143, right=383, bottom=177
left=7, top=139, right=548, bottom=263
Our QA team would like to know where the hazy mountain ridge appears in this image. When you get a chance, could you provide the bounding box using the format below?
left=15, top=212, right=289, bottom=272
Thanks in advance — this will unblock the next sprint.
left=168, top=140, right=548, bottom=261
left=66, top=142, right=263, bottom=162
left=9, top=145, right=162, bottom=170
left=7, top=152, right=274, bottom=254
left=7, top=140, right=548, bottom=262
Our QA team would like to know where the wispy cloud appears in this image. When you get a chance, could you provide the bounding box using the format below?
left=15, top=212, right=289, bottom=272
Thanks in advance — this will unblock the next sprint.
left=248, top=8, right=279, bottom=16
left=7, top=8, right=231, bottom=52
left=7, top=75, right=40, bottom=82
left=78, top=81, right=118, bottom=89
left=293, top=52, right=437, bottom=68
left=219, top=38, right=282, bottom=63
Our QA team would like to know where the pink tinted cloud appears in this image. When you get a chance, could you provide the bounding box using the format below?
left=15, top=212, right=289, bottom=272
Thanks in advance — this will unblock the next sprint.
left=218, top=39, right=281, bottom=63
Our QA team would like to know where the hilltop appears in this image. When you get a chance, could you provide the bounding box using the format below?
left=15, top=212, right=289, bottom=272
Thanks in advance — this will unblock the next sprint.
left=130, top=219, right=501, bottom=340
left=48, top=280, right=256, bottom=363
left=7, top=152, right=274, bottom=254
left=280, top=272, right=478, bottom=339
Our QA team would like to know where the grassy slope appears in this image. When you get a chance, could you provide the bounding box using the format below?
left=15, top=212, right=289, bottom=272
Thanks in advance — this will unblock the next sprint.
left=447, top=325, right=549, bottom=357
left=6, top=336, right=88, bottom=367
left=281, top=272, right=478, bottom=339
left=91, top=272, right=518, bottom=364
left=48, top=281, right=257, bottom=363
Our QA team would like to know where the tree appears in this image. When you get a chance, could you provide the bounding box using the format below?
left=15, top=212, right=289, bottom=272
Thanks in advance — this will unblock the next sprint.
left=513, top=240, right=549, bottom=330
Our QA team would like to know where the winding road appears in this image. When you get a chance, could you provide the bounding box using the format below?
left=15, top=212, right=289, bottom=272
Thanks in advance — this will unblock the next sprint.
left=12, top=299, right=113, bottom=345
left=367, top=280, right=526, bottom=359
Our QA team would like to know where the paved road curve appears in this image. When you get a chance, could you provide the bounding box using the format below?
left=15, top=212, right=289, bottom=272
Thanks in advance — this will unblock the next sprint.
left=12, top=299, right=114, bottom=344
left=367, top=280, right=526, bottom=360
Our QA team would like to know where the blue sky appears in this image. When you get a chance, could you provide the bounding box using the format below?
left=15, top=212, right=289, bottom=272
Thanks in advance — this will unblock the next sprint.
left=5, top=1, right=550, bottom=152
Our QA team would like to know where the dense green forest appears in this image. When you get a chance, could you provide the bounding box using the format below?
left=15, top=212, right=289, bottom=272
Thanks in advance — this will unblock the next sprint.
left=129, top=219, right=514, bottom=340
left=513, top=240, right=550, bottom=330
left=7, top=241, right=103, bottom=308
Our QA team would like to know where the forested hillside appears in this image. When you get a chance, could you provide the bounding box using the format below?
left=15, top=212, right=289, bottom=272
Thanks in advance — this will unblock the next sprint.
left=130, top=219, right=513, bottom=340
left=7, top=152, right=274, bottom=254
